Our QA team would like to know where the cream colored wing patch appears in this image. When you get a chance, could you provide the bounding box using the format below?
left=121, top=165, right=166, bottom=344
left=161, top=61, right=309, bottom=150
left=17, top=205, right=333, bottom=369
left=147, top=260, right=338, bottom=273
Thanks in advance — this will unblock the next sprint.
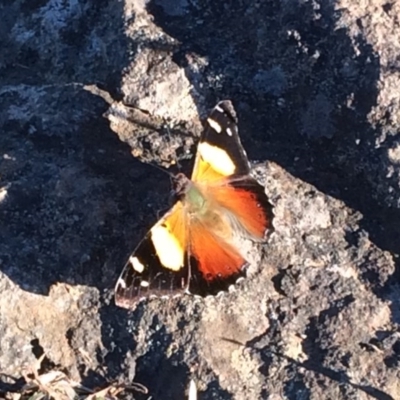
left=207, top=117, right=222, bottom=133
left=198, top=142, right=236, bottom=176
left=150, top=222, right=185, bottom=271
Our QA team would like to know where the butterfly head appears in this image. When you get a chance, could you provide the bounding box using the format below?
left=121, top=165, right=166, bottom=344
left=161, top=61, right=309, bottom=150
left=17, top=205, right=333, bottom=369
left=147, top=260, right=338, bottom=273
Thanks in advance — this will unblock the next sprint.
left=171, top=172, right=192, bottom=199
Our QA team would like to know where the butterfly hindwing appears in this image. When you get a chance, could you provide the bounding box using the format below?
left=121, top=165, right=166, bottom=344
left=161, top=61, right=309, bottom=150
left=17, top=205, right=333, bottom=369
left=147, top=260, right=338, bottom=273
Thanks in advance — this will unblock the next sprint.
left=187, top=217, right=247, bottom=296
left=207, top=175, right=274, bottom=240
left=185, top=176, right=273, bottom=297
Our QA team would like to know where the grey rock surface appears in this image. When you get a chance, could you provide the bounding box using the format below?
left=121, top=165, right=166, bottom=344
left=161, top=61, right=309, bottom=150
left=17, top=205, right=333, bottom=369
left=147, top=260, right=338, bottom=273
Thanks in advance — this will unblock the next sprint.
left=1, top=0, right=400, bottom=399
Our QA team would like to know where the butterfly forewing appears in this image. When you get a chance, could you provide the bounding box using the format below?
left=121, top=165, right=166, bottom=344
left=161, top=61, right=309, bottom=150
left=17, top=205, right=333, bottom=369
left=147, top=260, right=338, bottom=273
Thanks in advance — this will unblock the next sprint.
left=191, top=101, right=250, bottom=182
left=115, top=202, right=189, bottom=308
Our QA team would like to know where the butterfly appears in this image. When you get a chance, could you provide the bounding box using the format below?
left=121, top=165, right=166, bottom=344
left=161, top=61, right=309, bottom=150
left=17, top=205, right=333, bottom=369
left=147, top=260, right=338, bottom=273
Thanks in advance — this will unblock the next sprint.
left=115, top=100, right=273, bottom=309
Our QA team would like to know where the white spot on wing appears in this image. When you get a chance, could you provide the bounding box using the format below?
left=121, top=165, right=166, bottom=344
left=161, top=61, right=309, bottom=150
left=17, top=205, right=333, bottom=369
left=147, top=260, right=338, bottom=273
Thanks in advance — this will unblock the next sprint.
left=215, top=105, right=224, bottom=112
left=116, top=277, right=127, bottom=289
left=198, top=142, right=236, bottom=175
left=140, top=281, right=149, bottom=287
left=129, top=256, right=145, bottom=273
left=207, top=117, right=222, bottom=133
left=226, top=127, right=233, bottom=136
left=151, top=224, right=184, bottom=271
left=0, top=185, right=9, bottom=203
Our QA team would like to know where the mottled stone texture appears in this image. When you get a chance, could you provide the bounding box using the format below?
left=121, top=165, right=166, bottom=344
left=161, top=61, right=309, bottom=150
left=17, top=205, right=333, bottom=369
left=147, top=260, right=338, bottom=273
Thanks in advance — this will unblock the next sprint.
left=1, top=0, right=400, bottom=399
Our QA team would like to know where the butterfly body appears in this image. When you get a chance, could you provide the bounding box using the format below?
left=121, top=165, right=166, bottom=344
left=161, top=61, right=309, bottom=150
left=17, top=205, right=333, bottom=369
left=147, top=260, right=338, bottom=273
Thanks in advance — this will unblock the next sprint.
left=115, top=101, right=273, bottom=308
left=173, top=173, right=207, bottom=215
left=172, top=174, right=231, bottom=237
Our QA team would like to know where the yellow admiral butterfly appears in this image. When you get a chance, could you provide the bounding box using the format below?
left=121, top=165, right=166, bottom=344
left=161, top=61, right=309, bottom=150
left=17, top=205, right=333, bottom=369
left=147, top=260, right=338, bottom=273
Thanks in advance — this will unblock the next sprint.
left=115, top=101, right=273, bottom=309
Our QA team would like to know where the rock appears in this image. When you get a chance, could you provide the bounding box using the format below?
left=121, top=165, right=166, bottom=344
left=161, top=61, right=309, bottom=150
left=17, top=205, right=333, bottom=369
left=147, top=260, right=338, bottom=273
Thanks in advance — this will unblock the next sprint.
left=1, top=0, right=399, bottom=399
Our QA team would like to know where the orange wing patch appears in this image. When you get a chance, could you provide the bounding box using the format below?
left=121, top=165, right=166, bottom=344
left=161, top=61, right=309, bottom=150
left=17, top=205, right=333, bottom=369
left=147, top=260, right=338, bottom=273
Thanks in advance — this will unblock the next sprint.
left=210, top=182, right=269, bottom=240
left=191, top=156, right=225, bottom=183
left=190, top=219, right=245, bottom=281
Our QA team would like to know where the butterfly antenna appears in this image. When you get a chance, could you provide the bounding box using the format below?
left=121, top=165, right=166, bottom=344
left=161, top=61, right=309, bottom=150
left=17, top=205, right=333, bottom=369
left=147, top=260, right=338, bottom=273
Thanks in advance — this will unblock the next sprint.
left=146, top=162, right=175, bottom=179
left=146, top=162, right=181, bottom=202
